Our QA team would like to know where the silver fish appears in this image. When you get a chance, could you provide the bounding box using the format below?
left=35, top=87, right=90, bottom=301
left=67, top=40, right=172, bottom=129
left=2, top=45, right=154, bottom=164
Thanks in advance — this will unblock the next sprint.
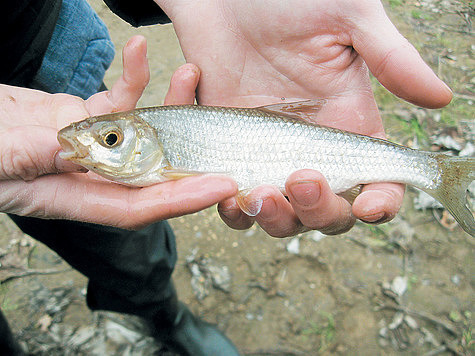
left=57, top=101, right=475, bottom=236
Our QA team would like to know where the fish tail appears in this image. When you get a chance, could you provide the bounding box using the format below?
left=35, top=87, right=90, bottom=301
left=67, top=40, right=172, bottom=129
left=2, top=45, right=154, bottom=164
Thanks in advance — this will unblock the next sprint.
left=426, top=154, right=475, bottom=237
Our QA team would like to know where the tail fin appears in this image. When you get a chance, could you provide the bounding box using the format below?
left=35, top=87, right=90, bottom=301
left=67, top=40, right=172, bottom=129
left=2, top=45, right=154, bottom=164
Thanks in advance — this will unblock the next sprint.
left=425, top=154, right=475, bottom=237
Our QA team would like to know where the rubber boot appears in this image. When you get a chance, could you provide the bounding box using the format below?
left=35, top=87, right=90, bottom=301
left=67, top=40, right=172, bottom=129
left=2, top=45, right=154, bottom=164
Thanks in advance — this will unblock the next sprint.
left=0, top=311, right=25, bottom=356
left=147, top=290, right=240, bottom=356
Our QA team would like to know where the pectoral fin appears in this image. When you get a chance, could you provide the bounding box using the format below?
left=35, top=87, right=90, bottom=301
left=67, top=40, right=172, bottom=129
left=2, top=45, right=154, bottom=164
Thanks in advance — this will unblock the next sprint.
left=161, top=168, right=204, bottom=180
left=338, top=185, right=363, bottom=204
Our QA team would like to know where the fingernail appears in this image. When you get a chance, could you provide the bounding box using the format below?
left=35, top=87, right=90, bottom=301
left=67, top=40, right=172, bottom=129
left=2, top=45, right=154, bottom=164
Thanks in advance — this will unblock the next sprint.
left=289, top=181, right=320, bottom=206
left=244, top=198, right=263, bottom=217
left=236, top=191, right=263, bottom=217
left=257, top=197, right=277, bottom=221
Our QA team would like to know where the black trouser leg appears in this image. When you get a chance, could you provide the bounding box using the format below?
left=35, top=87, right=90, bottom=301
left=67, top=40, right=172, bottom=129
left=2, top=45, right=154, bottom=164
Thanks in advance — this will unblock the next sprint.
left=8, top=216, right=177, bottom=317
left=0, top=309, right=25, bottom=356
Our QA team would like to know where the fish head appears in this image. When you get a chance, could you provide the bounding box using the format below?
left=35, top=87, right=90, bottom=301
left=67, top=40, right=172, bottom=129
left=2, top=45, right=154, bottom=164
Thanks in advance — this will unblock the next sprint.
left=57, top=112, right=168, bottom=185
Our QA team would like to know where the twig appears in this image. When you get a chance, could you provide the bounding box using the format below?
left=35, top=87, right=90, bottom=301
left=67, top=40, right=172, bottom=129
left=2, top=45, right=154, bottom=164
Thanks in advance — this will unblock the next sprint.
left=243, top=349, right=306, bottom=356
left=248, top=282, right=269, bottom=292
left=0, top=268, right=71, bottom=284
left=439, top=25, right=473, bottom=35
left=453, top=92, right=475, bottom=101
left=377, top=303, right=459, bottom=337
left=347, top=237, right=369, bottom=249
left=247, top=282, right=286, bottom=298
left=423, top=345, right=448, bottom=356
left=424, top=343, right=463, bottom=356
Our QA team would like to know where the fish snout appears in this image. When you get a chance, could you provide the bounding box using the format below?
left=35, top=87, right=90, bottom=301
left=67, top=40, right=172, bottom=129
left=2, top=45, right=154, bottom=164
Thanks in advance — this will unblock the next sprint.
left=57, top=128, right=89, bottom=160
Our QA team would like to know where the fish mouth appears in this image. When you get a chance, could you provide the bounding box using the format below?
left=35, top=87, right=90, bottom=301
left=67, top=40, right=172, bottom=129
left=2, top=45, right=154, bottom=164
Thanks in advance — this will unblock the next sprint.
left=57, top=133, right=89, bottom=161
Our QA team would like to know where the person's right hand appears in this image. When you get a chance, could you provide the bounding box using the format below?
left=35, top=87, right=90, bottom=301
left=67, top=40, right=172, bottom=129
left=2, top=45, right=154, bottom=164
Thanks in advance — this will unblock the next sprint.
left=156, top=0, right=452, bottom=236
left=0, top=36, right=237, bottom=229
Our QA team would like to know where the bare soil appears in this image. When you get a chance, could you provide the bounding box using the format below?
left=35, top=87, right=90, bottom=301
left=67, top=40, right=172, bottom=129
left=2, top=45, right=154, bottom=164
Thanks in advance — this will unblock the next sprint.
left=1, top=1, right=473, bottom=355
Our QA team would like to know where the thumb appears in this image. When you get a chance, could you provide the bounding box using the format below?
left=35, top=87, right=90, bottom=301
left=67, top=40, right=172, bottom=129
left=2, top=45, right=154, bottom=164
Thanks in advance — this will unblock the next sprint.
left=0, top=126, right=86, bottom=181
left=351, top=5, right=452, bottom=109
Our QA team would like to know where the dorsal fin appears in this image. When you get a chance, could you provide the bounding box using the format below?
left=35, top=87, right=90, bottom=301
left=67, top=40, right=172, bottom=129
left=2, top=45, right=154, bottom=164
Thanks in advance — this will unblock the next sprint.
left=257, top=99, right=327, bottom=121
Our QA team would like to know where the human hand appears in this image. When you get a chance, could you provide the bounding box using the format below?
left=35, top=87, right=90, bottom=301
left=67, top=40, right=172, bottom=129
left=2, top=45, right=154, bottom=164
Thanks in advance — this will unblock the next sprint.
left=0, top=36, right=237, bottom=229
left=156, top=0, right=452, bottom=236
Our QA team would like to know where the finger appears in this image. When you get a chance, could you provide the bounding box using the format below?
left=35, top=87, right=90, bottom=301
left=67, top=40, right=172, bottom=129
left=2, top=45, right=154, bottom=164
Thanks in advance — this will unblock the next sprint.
left=352, top=182, right=405, bottom=224
left=351, top=5, right=452, bottom=109
left=86, top=35, right=150, bottom=115
left=164, top=63, right=200, bottom=105
left=286, top=170, right=356, bottom=235
left=218, top=197, right=255, bottom=230
left=124, top=175, right=238, bottom=229
left=13, top=174, right=237, bottom=229
left=245, top=185, right=304, bottom=238
left=0, top=126, right=86, bottom=181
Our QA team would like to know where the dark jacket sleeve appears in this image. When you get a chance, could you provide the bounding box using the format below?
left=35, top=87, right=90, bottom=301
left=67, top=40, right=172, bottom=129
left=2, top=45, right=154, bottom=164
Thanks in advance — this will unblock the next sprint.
left=0, top=0, right=61, bottom=86
left=102, top=0, right=171, bottom=27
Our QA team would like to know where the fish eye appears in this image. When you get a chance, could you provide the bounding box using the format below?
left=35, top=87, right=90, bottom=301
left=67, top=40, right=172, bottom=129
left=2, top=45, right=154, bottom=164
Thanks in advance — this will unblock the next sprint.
left=102, top=130, right=123, bottom=148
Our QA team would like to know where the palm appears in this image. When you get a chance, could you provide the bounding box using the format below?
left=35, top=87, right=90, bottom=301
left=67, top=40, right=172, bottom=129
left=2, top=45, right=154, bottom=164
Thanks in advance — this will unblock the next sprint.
left=171, top=0, right=390, bottom=138
left=161, top=0, right=452, bottom=236
left=168, top=0, right=451, bottom=130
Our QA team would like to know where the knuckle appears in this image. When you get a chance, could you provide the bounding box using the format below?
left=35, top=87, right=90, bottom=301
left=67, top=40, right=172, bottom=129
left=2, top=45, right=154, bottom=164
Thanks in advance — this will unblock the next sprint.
left=0, top=134, right=41, bottom=181
left=114, top=211, right=142, bottom=230
left=11, top=150, right=40, bottom=181
left=123, top=198, right=145, bottom=230
left=372, top=39, right=414, bottom=79
left=6, top=183, right=48, bottom=218
left=372, top=47, right=396, bottom=79
left=301, top=200, right=356, bottom=235
left=316, top=212, right=356, bottom=235
left=48, top=93, right=83, bottom=107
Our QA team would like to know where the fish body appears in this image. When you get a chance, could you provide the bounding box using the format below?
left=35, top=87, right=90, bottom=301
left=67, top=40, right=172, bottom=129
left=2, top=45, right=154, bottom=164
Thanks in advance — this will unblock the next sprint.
left=58, top=103, right=475, bottom=236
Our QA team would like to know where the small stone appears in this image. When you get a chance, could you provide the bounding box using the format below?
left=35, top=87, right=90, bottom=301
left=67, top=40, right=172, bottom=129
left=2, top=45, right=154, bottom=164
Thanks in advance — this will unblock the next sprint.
left=388, top=312, right=404, bottom=330
left=451, top=274, right=461, bottom=286
left=404, top=315, right=418, bottom=329
left=391, top=276, right=408, bottom=297
left=286, top=237, right=300, bottom=254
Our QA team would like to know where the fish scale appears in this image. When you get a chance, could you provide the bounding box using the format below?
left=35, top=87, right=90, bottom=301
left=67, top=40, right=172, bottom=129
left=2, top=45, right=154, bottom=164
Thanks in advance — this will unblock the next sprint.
left=137, top=106, right=438, bottom=192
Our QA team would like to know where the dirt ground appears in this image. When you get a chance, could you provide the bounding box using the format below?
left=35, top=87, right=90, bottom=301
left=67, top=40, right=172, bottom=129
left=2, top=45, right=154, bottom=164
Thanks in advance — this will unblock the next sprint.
left=1, top=1, right=473, bottom=355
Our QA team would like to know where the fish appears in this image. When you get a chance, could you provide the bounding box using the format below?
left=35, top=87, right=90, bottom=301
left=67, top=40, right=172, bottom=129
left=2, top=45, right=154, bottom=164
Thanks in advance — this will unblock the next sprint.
left=57, top=101, right=475, bottom=237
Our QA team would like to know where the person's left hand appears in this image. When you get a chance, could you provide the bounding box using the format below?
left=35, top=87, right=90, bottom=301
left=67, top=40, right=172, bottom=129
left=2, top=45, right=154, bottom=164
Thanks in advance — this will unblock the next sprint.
left=0, top=36, right=237, bottom=229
